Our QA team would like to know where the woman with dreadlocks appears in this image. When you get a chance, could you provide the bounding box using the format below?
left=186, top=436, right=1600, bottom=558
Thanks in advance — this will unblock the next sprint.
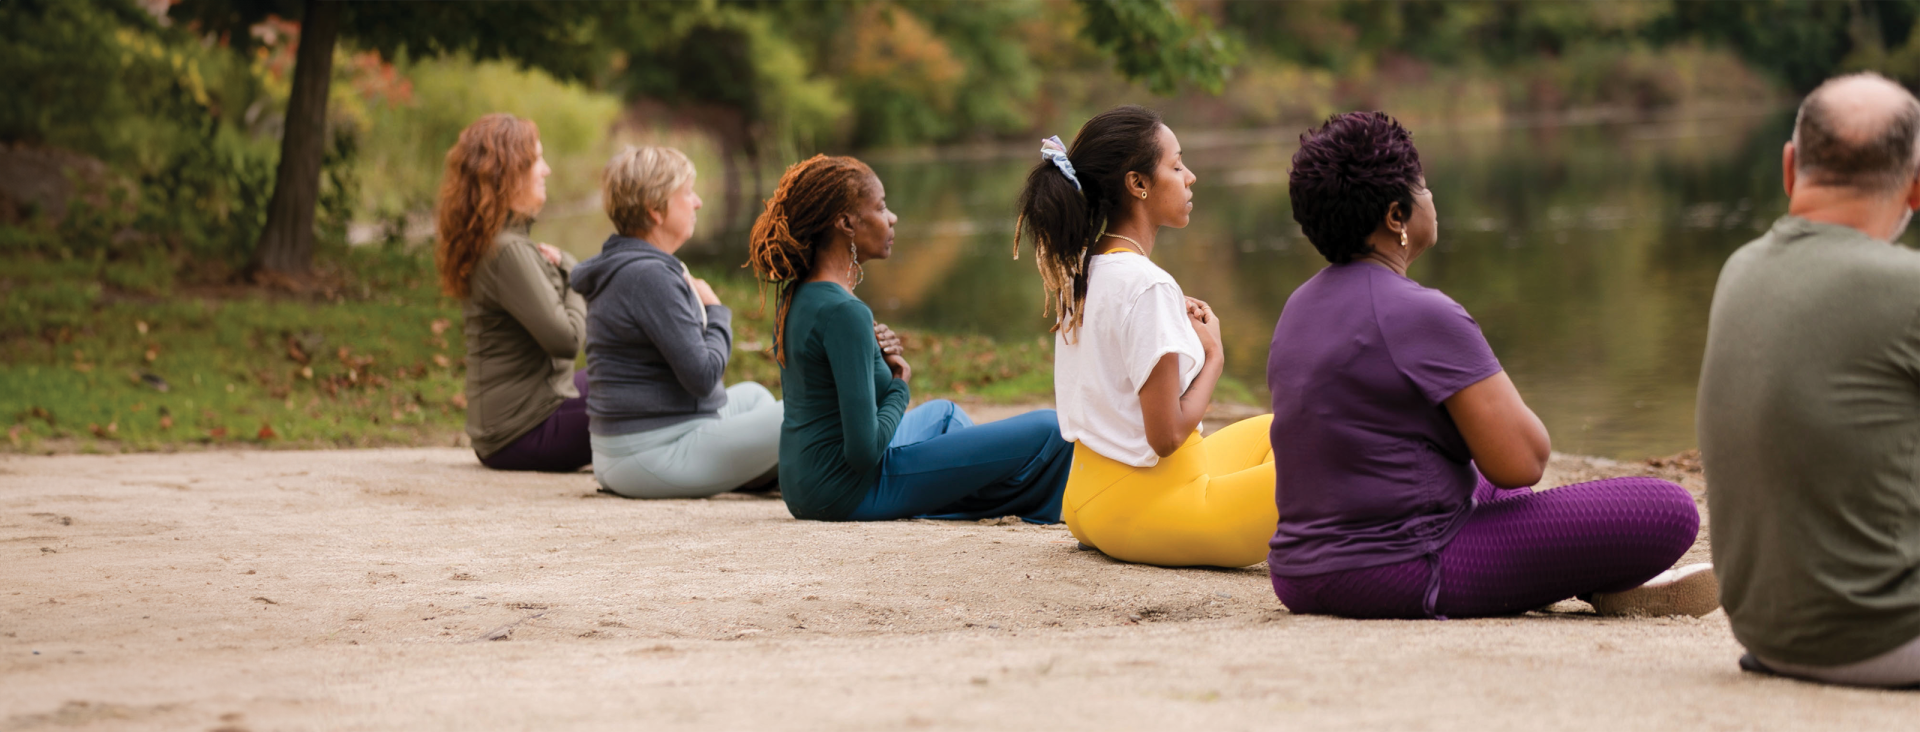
left=1014, top=106, right=1276, bottom=567
left=747, top=154, right=1074, bottom=523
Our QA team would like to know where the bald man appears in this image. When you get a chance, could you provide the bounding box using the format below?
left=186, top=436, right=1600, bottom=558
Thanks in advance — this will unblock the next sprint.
left=1698, top=72, right=1920, bottom=688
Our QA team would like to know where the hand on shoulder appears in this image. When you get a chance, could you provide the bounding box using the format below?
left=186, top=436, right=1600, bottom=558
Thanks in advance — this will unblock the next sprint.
left=683, top=270, right=721, bottom=306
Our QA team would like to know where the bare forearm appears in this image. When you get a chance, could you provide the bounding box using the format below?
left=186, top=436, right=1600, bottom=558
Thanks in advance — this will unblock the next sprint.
left=1175, top=350, right=1225, bottom=435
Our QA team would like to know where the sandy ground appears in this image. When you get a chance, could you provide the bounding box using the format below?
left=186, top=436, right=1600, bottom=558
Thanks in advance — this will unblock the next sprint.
left=2, top=405, right=1915, bottom=731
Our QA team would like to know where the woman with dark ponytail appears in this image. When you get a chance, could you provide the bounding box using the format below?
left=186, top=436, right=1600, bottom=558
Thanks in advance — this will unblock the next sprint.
left=747, top=155, right=1073, bottom=523
left=1015, top=105, right=1277, bottom=568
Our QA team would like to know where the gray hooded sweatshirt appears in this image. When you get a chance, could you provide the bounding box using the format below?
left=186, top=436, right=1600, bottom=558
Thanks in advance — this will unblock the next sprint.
left=569, top=235, right=732, bottom=436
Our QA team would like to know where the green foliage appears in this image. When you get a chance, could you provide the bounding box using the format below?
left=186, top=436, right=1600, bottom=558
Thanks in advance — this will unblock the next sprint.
left=602, top=0, right=1238, bottom=150
left=353, top=56, right=622, bottom=224
left=0, top=0, right=352, bottom=277
left=1, top=0, right=171, bottom=158
left=1079, top=0, right=1241, bottom=95
left=601, top=2, right=847, bottom=152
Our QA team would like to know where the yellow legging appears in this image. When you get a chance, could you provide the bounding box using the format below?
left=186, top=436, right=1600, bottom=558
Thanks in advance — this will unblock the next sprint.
left=1062, top=414, right=1278, bottom=568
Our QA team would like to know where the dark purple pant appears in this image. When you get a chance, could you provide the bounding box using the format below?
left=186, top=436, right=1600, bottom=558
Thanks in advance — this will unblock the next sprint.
left=1271, top=473, right=1699, bottom=619
left=478, top=371, right=591, bottom=473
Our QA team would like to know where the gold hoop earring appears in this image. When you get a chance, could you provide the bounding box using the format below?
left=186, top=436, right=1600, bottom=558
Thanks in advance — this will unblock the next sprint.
left=1399, top=229, right=1408, bottom=248
left=1139, top=191, right=1148, bottom=199
left=847, top=236, right=864, bottom=289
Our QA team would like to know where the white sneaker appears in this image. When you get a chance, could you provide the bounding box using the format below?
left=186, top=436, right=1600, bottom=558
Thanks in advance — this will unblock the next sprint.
left=1590, top=563, right=1719, bottom=618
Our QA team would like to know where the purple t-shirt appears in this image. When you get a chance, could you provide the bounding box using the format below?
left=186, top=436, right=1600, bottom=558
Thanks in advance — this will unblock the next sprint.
left=1266, top=263, right=1503, bottom=577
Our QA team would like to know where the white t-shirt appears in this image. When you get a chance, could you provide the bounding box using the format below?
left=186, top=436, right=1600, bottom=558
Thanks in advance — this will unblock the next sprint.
left=1054, top=252, right=1205, bottom=467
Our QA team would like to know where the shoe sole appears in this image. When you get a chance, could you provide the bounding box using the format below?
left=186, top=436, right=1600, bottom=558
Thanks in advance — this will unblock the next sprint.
left=1591, top=564, right=1720, bottom=618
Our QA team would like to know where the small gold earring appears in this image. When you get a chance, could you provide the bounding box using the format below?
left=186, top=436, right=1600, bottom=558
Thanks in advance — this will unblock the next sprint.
left=1139, top=192, right=1147, bottom=199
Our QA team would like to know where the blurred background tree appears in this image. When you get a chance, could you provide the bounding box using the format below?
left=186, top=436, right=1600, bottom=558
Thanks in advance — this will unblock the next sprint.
left=8, top=0, right=1920, bottom=286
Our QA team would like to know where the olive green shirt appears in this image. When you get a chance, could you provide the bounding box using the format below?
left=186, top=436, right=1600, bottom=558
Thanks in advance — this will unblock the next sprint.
left=462, top=219, right=586, bottom=458
left=1699, top=215, right=1920, bottom=666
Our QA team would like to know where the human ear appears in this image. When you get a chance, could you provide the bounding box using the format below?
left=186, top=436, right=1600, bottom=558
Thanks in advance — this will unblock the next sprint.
left=1782, top=141, right=1797, bottom=197
left=1383, top=201, right=1407, bottom=233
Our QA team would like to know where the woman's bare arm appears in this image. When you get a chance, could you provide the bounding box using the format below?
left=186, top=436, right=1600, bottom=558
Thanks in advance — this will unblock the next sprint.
left=1444, top=371, right=1551, bottom=488
left=1138, top=302, right=1224, bottom=458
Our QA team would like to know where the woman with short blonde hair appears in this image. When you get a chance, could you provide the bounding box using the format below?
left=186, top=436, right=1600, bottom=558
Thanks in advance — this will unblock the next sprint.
left=436, top=113, right=590, bottom=472
left=568, top=145, right=783, bottom=498
left=603, top=145, right=696, bottom=237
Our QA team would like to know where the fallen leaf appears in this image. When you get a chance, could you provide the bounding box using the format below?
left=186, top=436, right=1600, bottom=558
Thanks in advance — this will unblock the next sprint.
left=7, top=425, right=21, bottom=445
left=285, top=338, right=310, bottom=365
left=208, top=426, right=228, bottom=439
left=430, top=318, right=452, bottom=335
left=450, top=392, right=467, bottom=409
left=432, top=354, right=451, bottom=368
left=140, top=372, right=170, bottom=392
left=159, top=415, right=173, bottom=430
left=136, top=320, right=149, bottom=335
left=299, top=366, right=313, bottom=380
left=257, top=424, right=277, bottom=440
left=88, top=423, right=107, bottom=438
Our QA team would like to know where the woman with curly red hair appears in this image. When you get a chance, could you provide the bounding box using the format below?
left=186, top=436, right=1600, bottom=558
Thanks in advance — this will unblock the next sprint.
left=436, top=113, right=589, bottom=472
left=746, top=154, right=1073, bottom=523
left=1267, top=111, right=1712, bottom=618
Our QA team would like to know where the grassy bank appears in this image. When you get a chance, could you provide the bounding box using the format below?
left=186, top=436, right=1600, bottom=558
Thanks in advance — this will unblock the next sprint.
left=0, top=249, right=1059, bottom=455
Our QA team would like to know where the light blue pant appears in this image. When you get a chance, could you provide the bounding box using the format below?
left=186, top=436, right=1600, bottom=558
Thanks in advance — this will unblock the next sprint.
left=591, top=382, right=783, bottom=499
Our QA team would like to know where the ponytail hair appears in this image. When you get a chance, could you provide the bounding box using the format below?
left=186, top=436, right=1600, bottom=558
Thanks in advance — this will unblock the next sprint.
left=1013, top=105, right=1165, bottom=339
left=746, top=154, right=877, bottom=366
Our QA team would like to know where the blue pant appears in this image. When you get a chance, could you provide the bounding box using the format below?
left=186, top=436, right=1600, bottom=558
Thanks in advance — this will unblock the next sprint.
left=845, top=400, right=1073, bottom=523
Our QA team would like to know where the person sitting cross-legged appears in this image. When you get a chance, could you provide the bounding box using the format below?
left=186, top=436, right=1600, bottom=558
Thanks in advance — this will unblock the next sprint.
left=1700, top=72, right=1920, bottom=688
left=569, top=146, right=782, bottom=499
left=1267, top=111, right=1714, bottom=620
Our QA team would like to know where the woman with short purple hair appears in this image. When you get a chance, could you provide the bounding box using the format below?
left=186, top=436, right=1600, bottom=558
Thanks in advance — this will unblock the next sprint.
left=1266, top=111, right=1714, bottom=619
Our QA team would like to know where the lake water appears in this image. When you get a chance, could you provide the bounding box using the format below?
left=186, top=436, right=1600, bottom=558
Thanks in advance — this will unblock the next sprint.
left=550, top=110, right=1836, bottom=460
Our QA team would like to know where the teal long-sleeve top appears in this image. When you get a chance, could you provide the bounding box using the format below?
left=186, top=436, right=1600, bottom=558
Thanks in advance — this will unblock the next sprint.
left=777, top=281, right=910, bottom=520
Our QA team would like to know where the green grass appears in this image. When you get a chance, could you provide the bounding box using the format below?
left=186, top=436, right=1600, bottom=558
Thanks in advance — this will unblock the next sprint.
left=1, top=248, right=469, bottom=453
left=0, top=250, right=1065, bottom=454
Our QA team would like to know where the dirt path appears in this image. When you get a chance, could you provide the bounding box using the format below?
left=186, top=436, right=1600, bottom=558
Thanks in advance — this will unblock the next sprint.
left=1, top=432, right=1913, bottom=729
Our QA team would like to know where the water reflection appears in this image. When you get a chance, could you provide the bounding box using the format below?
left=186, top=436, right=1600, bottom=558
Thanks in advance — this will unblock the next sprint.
left=549, top=110, right=1847, bottom=459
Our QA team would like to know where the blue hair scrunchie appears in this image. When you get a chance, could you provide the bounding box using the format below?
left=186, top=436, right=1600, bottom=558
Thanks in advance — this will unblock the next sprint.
left=1040, top=135, right=1081, bottom=192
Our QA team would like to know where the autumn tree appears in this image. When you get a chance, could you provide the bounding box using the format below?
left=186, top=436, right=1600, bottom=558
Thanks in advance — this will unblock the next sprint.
left=169, top=0, right=602, bottom=280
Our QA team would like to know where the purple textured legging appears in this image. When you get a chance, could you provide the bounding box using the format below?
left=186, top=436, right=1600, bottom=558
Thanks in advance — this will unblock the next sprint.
left=1271, top=474, right=1699, bottom=619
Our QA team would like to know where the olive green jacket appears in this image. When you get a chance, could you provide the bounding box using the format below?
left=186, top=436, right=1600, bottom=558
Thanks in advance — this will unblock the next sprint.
left=462, top=218, right=586, bottom=457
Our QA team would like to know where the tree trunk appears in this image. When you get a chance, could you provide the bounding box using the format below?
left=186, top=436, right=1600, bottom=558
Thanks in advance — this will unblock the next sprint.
left=250, top=0, right=342, bottom=279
